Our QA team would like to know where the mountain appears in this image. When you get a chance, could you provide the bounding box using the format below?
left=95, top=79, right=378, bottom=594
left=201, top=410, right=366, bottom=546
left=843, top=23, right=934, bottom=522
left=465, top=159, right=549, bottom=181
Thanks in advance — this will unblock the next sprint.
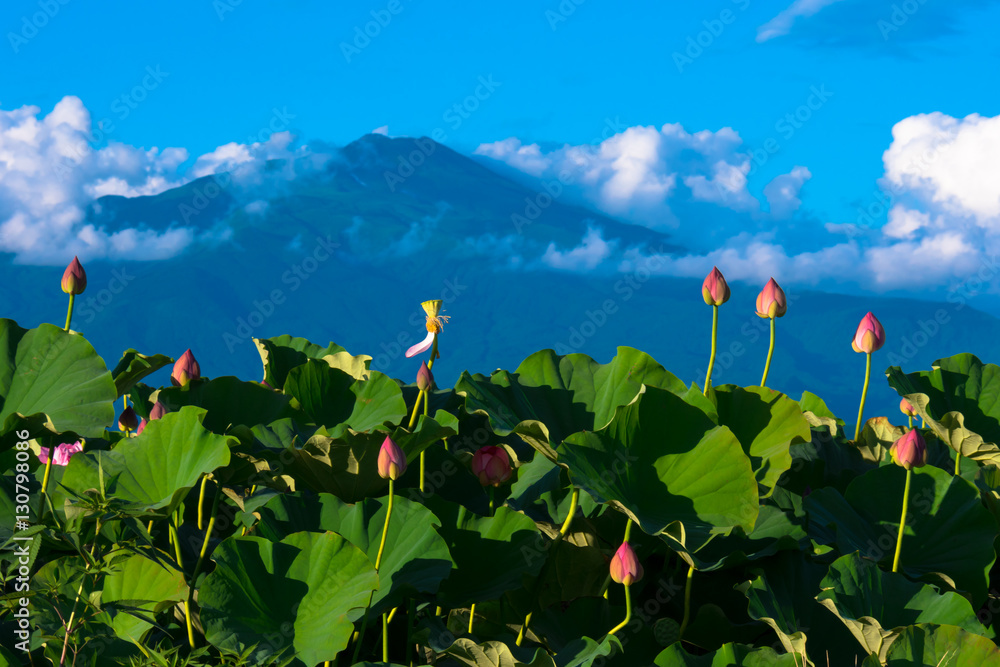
left=2, top=134, right=999, bottom=426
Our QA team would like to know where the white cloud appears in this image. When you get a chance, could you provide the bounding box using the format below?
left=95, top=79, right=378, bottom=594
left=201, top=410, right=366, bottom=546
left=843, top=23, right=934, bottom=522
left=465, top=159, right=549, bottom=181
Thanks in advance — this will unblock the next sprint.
left=757, top=0, right=850, bottom=42
left=763, top=166, right=812, bottom=218
left=371, top=125, right=389, bottom=136
left=541, top=227, right=616, bottom=271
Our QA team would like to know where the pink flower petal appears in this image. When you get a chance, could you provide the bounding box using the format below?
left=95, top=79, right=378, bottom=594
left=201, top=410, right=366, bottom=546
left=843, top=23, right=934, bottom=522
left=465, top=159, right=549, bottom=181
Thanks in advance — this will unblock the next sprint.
left=405, top=331, right=435, bottom=358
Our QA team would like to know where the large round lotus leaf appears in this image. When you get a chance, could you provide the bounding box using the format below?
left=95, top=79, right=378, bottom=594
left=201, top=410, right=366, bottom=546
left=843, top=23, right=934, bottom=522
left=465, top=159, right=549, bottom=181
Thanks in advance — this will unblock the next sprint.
left=817, top=552, right=990, bottom=661
left=804, top=464, right=996, bottom=606
left=0, top=319, right=116, bottom=437
left=283, top=359, right=406, bottom=432
left=710, top=385, right=811, bottom=496
left=56, top=406, right=233, bottom=515
left=427, top=499, right=543, bottom=607
left=100, top=552, right=187, bottom=643
left=254, top=334, right=349, bottom=388
left=199, top=531, right=378, bottom=667
left=439, top=638, right=558, bottom=667
left=880, top=624, right=1000, bottom=666
left=680, top=503, right=808, bottom=572
left=455, top=347, right=710, bottom=463
left=109, top=349, right=173, bottom=399
left=255, top=492, right=452, bottom=617
left=653, top=642, right=805, bottom=666
left=558, top=385, right=758, bottom=546
left=156, top=376, right=295, bottom=434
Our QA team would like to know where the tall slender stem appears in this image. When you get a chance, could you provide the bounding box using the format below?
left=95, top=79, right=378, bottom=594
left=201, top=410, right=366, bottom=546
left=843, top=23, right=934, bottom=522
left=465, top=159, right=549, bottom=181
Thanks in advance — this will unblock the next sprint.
left=39, top=458, right=53, bottom=517
left=516, top=487, right=580, bottom=646
left=955, top=452, right=962, bottom=475
left=606, top=584, right=632, bottom=637
left=679, top=564, right=695, bottom=638
left=64, top=294, right=75, bottom=332
left=406, top=598, right=415, bottom=667
left=854, top=352, right=872, bottom=442
left=383, top=611, right=389, bottom=663
left=353, top=480, right=395, bottom=664
left=892, top=469, right=913, bottom=573
left=59, top=516, right=100, bottom=666
left=168, top=516, right=196, bottom=649
left=197, top=475, right=208, bottom=531
left=704, top=305, right=718, bottom=394
left=908, top=414, right=913, bottom=430
left=760, top=317, right=776, bottom=387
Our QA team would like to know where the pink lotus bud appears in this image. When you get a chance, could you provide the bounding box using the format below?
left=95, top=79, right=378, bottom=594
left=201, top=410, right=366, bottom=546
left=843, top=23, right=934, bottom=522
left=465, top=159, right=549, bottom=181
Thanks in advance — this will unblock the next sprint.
left=136, top=418, right=147, bottom=434
left=890, top=429, right=927, bottom=471
left=377, top=435, right=407, bottom=480
left=416, top=361, right=434, bottom=392
left=702, top=266, right=730, bottom=306
left=851, top=312, right=885, bottom=354
left=137, top=401, right=168, bottom=434
left=609, top=541, right=643, bottom=586
left=38, top=441, right=83, bottom=467
left=899, top=398, right=917, bottom=417
left=61, top=256, right=87, bottom=295
left=171, top=349, right=201, bottom=387
left=755, top=277, right=787, bottom=319
left=118, top=406, right=138, bottom=432
left=470, top=446, right=512, bottom=487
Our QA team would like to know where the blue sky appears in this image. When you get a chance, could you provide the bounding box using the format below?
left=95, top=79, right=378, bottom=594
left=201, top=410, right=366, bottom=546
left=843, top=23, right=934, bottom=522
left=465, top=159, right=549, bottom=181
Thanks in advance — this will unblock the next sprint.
left=2, top=0, right=1000, bottom=299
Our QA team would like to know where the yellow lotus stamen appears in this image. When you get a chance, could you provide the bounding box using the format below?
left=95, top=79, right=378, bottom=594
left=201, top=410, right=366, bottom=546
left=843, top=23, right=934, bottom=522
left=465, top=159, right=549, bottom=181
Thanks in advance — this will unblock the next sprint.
left=421, top=300, right=443, bottom=318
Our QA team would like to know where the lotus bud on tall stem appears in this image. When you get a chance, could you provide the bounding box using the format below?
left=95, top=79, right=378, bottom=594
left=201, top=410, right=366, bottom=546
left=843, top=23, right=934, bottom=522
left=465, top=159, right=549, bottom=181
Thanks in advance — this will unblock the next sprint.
left=702, top=266, right=729, bottom=393
left=61, top=256, right=86, bottom=332
left=851, top=312, right=885, bottom=441
left=900, top=398, right=917, bottom=431
left=607, top=532, right=643, bottom=637
left=755, top=278, right=787, bottom=387
left=890, top=429, right=927, bottom=573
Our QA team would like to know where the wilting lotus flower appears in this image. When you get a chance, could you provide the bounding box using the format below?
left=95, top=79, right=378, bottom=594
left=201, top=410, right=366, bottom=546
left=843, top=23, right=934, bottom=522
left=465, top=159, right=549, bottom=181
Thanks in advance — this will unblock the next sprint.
left=609, top=541, right=644, bottom=586
left=38, top=441, right=83, bottom=467
left=377, top=435, right=407, bottom=480
left=891, top=429, right=927, bottom=471
left=136, top=401, right=167, bottom=435
left=405, top=300, right=450, bottom=358
left=852, top=312, right=885, bottom=354
left=61, top=256, right=87, bottom=295
left=471, top=446, right=512, bottom=487
left=702, top=266, right=730, bottom=306
left=755, top=278, right=787, bottom=319
left=416, top=360, right=434, bottom=392
left=899, top=398, right=917, bottom=417
left=118, top=406, right=139, bottom=432
left=171, top=349, right=201, bottom=386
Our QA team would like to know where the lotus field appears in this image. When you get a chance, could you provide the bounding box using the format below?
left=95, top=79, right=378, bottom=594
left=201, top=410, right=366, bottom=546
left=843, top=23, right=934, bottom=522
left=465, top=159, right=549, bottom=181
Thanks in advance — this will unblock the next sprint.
left=7, top=260, right=1000, bottom=667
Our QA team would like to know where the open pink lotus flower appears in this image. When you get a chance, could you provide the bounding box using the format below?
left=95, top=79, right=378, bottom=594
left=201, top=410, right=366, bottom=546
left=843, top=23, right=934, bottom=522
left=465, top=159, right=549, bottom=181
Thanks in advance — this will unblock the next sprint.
left=38, top=441, right=83, bottom=466
left=405, top=300, right=450, bottom=358
left=609, top=541, right=643, bottom=586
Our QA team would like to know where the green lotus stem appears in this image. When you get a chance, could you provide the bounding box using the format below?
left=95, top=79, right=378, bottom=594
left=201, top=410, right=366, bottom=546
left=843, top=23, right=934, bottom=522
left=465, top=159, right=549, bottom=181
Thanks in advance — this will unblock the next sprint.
left=408, top=389, right=425, bottom=430
left=383, top=611, right=389, bottom=662
left=624, top=518, right=632, bottom=542
left=64, top=293, right=75, bottom=332
left=39, top=458, right=53, bottom=517
left=607, top=584, right=632, bottom=637
left=892, top=468, right=913, bottom=573
left=468, top=603, right=476, bottom=634
left=853, top=352, right=872, bottom=442
left=704, top=305, right=718, bottom=394
left=59, top=515, right=100, bottom=667
left=406, top=598, right=416, bottom=667
left=183, top=481, right=223, bottom=650
left=146, top=519, right=154, bottom=534
left=168, top=516, right=196, bottom=649
left=760, top=317, right=776, bottom=387
left=197, top=475, right=208, bottom=531
left=353, top=479, right=395, bottom=664
left=387, top=606, right=398, bottom=624
left=955, top=453, right=962, bottom=475
left=908, top=414, right=913, bottom=430
left=516, top=487, right=580, bottom=646
left=679, top=564, right=694, bottom=638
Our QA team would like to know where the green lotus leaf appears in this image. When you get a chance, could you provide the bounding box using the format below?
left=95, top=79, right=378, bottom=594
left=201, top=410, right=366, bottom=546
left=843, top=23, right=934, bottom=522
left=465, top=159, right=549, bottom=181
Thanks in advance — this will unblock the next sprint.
left=455, top=347, right=707, bottom=463
left=109, top=349, right=173, bottom=399
left=199, top=531, right=378, bottom=666
left=710, top=385, right=811, bottom=496
left=804, top=464, right=996, bottom=606
left=558, top=385, right=758, bottom=548
left=653, top=642, right=805, bottom=666
left=56, top=406, right=233, bottom=515
left=156, top=376, right=296, bottom=434
left=441, top=638, right=557, bottom=667
left=283, top=359, right=406, bottom=432
left=855, top=416, right=904, bottom=465
left=680, top=503, right=808, bottom=572
left=0, top=319, right=116, bottom=437
left=100, top=551, right=188, bottom=643
left=880, top=623, right=1000, bottom=666
left=505, top=454, right=598, bottom=525
left=255, top=492, right=452, bottom=616
left=253, top=334, right=350, bottom=388
left=816, top=552, right=990, bottom=661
